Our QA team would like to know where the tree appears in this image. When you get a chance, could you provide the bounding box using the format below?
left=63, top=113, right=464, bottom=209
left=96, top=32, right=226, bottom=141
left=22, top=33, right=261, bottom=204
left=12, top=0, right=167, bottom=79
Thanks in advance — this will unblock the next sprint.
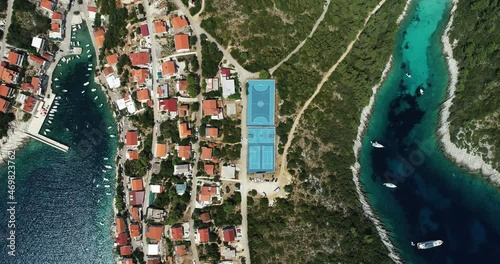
left=94, top=13, right=102, bottom=28
left=259, top=69, right=270, bottom=79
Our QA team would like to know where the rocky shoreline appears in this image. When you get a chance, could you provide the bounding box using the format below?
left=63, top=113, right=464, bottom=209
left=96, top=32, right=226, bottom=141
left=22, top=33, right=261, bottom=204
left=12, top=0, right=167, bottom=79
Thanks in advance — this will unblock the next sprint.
left=437, top=0, right=500, bottom=185
left=0, top=121, right=30, bottom=165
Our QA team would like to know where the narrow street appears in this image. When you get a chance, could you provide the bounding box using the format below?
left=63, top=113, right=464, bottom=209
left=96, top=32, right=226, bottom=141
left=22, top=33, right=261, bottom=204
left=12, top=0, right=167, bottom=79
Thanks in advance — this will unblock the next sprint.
left=0, top=0, right=14, bottom=58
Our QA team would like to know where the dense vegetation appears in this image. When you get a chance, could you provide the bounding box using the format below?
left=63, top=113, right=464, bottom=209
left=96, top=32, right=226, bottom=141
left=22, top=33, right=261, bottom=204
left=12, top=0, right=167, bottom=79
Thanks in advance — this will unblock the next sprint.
left=7, top=0, right=50, bottom=49
left=201, top=0, right=325, bottom=72
left=223, top=0, right=406, bottom=262
left=448, top=0, right=500, bottom=169
left=0, top=112, right=15, bottom=138
left=200, top=34, right=223, bottom=78
left=98, top=0, right=128, bottom=53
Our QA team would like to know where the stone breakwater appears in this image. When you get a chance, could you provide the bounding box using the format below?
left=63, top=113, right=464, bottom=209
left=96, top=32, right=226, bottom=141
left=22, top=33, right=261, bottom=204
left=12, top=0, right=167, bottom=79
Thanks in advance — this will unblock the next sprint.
left=351, top=56, right=403, bottom=264
left=437, top=0, right=500, bottom=185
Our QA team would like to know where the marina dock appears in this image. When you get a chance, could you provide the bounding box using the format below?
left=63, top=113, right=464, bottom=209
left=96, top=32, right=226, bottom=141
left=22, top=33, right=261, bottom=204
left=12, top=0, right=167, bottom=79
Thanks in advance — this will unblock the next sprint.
left=25, top=93, right=69, bottom=152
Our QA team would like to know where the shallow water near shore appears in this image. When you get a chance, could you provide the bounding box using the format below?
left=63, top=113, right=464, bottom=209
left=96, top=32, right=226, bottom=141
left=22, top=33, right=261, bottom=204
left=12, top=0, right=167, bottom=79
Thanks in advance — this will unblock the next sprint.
left=0, top=24, right=116, bottom=263
left=360, top=0, right=500, bottom=263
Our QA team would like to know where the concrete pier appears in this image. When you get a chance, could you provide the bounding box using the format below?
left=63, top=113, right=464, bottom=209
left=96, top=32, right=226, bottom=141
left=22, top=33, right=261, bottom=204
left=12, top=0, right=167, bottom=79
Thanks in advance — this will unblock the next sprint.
left=25, top=93, right=69, bottom=152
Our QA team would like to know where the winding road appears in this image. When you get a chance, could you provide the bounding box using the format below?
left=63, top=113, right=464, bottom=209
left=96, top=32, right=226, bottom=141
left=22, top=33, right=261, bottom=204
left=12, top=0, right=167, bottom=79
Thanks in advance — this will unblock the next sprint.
left=279, top=0, right=389, bottom=179
left=268, top=0, right=331, bottom=75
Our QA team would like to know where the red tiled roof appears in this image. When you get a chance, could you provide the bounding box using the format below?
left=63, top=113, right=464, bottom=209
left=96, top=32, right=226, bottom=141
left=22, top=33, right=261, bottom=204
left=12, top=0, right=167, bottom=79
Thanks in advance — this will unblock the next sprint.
left=175, top=245, right=187, bottom=256
left=198, top=228, right=209, bottom=243
left=115, top=233, right=128, bottom=245
left=155, top=143, right=167, bottom=158
left=130, top=52, right=149, bottom=66
left=201, top=147, right=213, bottom=161
left=106, top=53, right=118, bottom=66
left=198, top=184, right=217, bottom=203
left=220, top=68, right=231, bottom=78
left=129, top=191, right=145, bottom=206
left=102, top=66, right=114, bottom=76
left=204, top=164, right=215, bottom=176
left=177, top=145, right=191, bottom=160
left=52, top=12, right=62, bottom=20
left=202, top=100, right=220, bottom=116
left=136, top=89, right=150, bottom=101
left=94, top=27, right=106, bottom=48
left=131, top=68, right=149, bottom=86
left=31, top=77, right=40, bottom=89
left=206, top=127, right=218, bottom=138
left=154, top=21, right=167, bottom=33
left=7, top=52, right=20, bottom=66
left=161, top=61, right=176, bottom=76
left=174, top=34, right=189, bottom=51
left=131, top=178, right=143, bottom=191
left=199, top=212, right=211, bottom=223
left=223, top=228, right=236, bottom=242
left=28, top=54, right=46, bottom=65
left=129, top=207, right=141, bottom=222
left=178, top=104, right=189, bottom=118
left=177, top=80, right=188, bottom=91
left=40, top=0, right=54, bottom=11
left=129, top=223, right=140, bottom=238
left=128, top=150, right=139, bottom=160
left=116, top=217, right=126, bottom=233
left=140, top=24, right=149, bottom=37
left=22, top=97, right=36, bottom=112
left=88, top=6, right=98, bottom=13
left=126, top=131, right=138, bottom=146
left=0, top=98, right=9, bottom=113
left=51, top=23, right=60, bottom=32
left=0, top=65, right=18, bottom=84
left=171, top=226, right=183, bottom=241
left=158, top=98, right=177, bottom=112
left=171, top=16, right=189, bottom=30
left=120, top=245, right=133, bottom=256
left=0, top=85, right=14, bottom=98
left=146, top=225, right=164, bottom=243
left=178, top=122, right=191, bottom=139
left=21, top=83, right=33, bottom=92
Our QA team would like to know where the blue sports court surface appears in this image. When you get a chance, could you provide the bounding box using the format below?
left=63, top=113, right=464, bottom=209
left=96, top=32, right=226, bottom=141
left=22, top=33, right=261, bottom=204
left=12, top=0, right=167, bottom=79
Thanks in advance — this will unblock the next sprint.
left=247, top=80, right=276, bottom=173
left=247, top=80, right=275, bottom=126
left=248, top=128, right=275, bottom=173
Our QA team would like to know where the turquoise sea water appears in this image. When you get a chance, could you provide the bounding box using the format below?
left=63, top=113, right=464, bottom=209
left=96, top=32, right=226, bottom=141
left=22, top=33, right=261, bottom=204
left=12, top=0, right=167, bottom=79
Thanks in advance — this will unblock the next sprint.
left=360, top=0, right=500, bottom=263
left=0, top=24, right=116, bottom=263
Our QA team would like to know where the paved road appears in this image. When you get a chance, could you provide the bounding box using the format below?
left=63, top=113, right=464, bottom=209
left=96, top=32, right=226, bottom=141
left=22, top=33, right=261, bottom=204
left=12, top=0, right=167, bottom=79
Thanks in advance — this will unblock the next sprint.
left=0, top=0, right=14, bottom=58
left=268, top=0, right=331, bottom=74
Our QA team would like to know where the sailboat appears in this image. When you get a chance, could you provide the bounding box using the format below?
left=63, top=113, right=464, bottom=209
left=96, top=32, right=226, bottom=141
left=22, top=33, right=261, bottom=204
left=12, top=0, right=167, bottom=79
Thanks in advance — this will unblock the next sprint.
left=370, top=141, right=385, bottom=148
left=383, top=183, right=397, bottom=188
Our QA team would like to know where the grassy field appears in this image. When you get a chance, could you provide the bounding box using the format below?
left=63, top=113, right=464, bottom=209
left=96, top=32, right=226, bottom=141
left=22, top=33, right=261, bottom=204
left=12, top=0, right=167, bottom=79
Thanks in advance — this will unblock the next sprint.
left=200, top=0, right=325, bottom=72
left=244, top=0, right=406, bottom=262
left=447, top=0, right=500, bottom=169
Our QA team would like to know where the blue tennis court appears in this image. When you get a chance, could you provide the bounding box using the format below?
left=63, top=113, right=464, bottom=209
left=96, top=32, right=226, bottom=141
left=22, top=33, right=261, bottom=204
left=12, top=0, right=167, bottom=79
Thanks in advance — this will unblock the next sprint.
left=248, top=128, right=275, bottom=173
left=247, top=80, right=275, bottom=126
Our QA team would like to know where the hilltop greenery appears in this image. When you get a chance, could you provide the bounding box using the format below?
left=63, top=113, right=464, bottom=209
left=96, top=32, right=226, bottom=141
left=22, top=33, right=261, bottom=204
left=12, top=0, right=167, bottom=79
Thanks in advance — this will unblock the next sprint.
left=200, top=34, right=223, bottom=78
left=98, top=0, right=128, bottom=53
left=448, top=0, right=500, bottom=169
left=0, top=112, right=15, bottom=138
left=7, top=0, right=50, bottom=49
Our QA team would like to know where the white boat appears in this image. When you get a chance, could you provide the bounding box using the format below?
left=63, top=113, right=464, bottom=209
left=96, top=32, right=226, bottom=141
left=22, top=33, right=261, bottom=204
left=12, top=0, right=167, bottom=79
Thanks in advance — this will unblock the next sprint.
left=96, top=184, right=100, bottom=188
left=107, top=126, right=112, bottom=129
left=99, top=104, right=103, bottom=107
left=91, top=88, right=96, bottom=92
left=62, top=89, right=68, bottom=92
left=86, top=44, right=90, bottom=47
left=76, top=55, right=80, bottom=59
left=56, top=96, right=61, bottom=99
left=45, top=129, right=51, bottom=132
left=92, top=179, right=96, bottom=183
left=86, top=74, right=90, bottom=76
left=104, top=185, right=111, bottom=188
left=55, top=102, right=60, bottom=106
left=53, top=106, right=58, bottom=109
left=54, top=78, right=59, bottom=81
left=89, top=64, right=93, bottom=66
left=406, top=72, right=412, bottom=78
left=103, top=178, right=109, bottom=181
left=87, top=55, right=92, bottom=58
left=104, top=157, right=108, bottom=160
left=106, top=192, right=111, bottom=196
left=370, top=141, right=385, bottom=148
left=99, top=222, right=104, bottom=226
left=77, top=25, right=81, bottom=30
left=104, top=165, right=112, bottom=169
left=84, top=82, right=89, bottom=86
left=77, top=41, right=80, bottom=46
left=383, top=183, right=397, bottom=188
left=49, top=114, right=54, bottom=117
left=419, top=88, right=424, bottom=95
left=87, top=67, right=92, bottom=71
left=86, top=50, right=90, bottom=54
left=48, top=120, right=52, bottom=124
left=416, top=240, right=443, bottom=249
left=55, top=85, right=60, bottom=88
left=81, top=90, right=85, bottom=94
left=72, top=28, right=76, bottom=32
left=102, top=170, right=106, bottom=173
left=110, top=135, right=115, bottom=138
left=58, top=64, right=61, bottom=66
left=94, top=96, right=98, bottom=100
left=43, top=131, right=47, bottom=135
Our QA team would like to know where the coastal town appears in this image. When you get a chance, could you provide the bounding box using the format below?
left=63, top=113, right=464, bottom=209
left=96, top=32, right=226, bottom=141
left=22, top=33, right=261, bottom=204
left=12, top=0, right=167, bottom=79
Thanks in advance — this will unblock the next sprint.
left=0, top=0, right=287, bottom=263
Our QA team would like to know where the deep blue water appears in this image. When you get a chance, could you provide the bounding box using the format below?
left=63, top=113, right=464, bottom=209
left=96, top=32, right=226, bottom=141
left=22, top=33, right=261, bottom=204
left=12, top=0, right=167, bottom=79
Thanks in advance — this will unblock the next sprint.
left=360, top=0, right=500, bottom=263
left=0, top=24, right=116, bottom=263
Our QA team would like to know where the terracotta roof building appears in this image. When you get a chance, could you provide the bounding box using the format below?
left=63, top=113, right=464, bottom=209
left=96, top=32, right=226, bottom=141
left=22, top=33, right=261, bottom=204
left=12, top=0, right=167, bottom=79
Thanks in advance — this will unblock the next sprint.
left=129, top=191, right=145, bottom=206
left=155, top=143, right=167, bottom=158
left=202, top=99, right=222, bottom=116
left=199, top=212, right=211, bottom=223
left=94, top=27, right=106, bottom=48
left=175, top=245, right=187, bottom=256
left=120, top=245, right=133, bottom=256
left=161, top=60, right=176, bottom=76
left=178, top=122, right=191, bottom=139
left=223, top=227, right=236, bottom=242
left=198, top=184, right=218, bottom=204
left=106, top=54, right=118, bottom=66
left=174, top=34, right=190, bottom=52
left=129, top=223, right=141, bottom=238
left=102, top=66, right=114, bottom=77
left=171, top=16, right=189, bottom=30
left=126, top=131, right=139, bottom=147
left=177, top=145, right=191, bottom=160
left=201, top=147, right=213, bottom=161
left=132, top=68, right=149, bottom=86
left=0, top=65, right=19, bottom=84
left=40, top=0, right=55, bottom=12
left=115, top=233, right=128, bottom=246
left=136, top=89, right=150, bottom=102
left=116, top=217, right=126, bottom=233
left=204, top=164, right=215, bottom=176
left=146, top=225, right=164, bottom=243
left=27, top=54, right=46, bottom=66
left=176, top=80, right=189, bottom=95
left=131, top=178, right=144, bottom=191
left=129, top=207, right=141, bottom=222
left=130, top=52, right=150, bottom=66
left=0, top=85, right=14, bottom=98
left=127, top=150, right=139, bottom=160
left=206, top=127, right=219, bottom=138
left=52, top=12, right=63, bottom=20
left=0, top=98, right=9, bottom=113
left=198, top=228, right=209, bottom=243
left=22, top=97, right=37, bottom=113
left=7, top=51, right=23, bottom=66
left=158, top=98, right=177, bottom=113
left=140, top=24, right=149, bottom=37
left=154, top=21, right=167, bottom=33
left=170, top=226, right=183, bottom=241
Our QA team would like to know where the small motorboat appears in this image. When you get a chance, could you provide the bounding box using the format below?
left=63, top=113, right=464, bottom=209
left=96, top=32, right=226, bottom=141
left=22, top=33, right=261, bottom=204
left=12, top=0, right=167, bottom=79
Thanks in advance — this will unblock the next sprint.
left=370, top=141, right=385, bottom=148
left=416, top=240, right=443, bottom=249
left=406, top=72, right=412, bottom=78
left=86, top=74, right=90, bottom=76
left=86, top=44, right=90, bottom=47
left=103, top=157, right=108, bottom=160
left=91, top=88, right=96, bottom=92
left=49, top=114, right=54, bottom=117
left=419, top=88, right=424, bottom=95
left=87, top=55, right=92, bottom=58
left=110, top=135, right=115, bottom=138
left=84, top=82, right=89, bottom=86
left=54, top=78, right=59, bottom=81
left=103, top=178, right=109, bottom=181
left=106, top=192, right=111, bottom=196
left=89, top=64, right=93, bottom=66
left=81, top=90, right=85, bottom=94
left=107, top=126, right=112, bottom=130
left=55, top=85, right=60, bottom=88
left=62, top=89, right=68, bottom=92
left=86, top=50, right=90, bottom=54
left=43, top=131, right=47, bottom=135
left=99, top=222, right=104, bottom=226
left=48, top=120, right=52, bottom=124
left=383, top=183, right=397, bottom=188
left=104, top=165, right=112, bottom=169
left=94, top=96, right=98, bottom=100
left=45, top=129, right=51, bottom=132
left=53, top=106, right=58, bottom=109
left=87, top=67, right=92, bottom=71
left=98, top=104, right=103, bottom=107
left=102, top=170, right=106, bottom=173
left=76, top=55, right=80, bottom=59
left=104, top=185, right=111, bottom=188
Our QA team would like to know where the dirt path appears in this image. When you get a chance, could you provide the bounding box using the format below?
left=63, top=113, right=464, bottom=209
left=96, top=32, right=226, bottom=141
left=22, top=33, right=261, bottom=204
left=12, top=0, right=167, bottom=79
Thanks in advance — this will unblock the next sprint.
left=194, top=0, right=205, bottom=18
left=0, top=0, right=14, bottom=58
left=279, top=0, right=388, bottom=178
left=269, top=0, right=331, bottom=75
